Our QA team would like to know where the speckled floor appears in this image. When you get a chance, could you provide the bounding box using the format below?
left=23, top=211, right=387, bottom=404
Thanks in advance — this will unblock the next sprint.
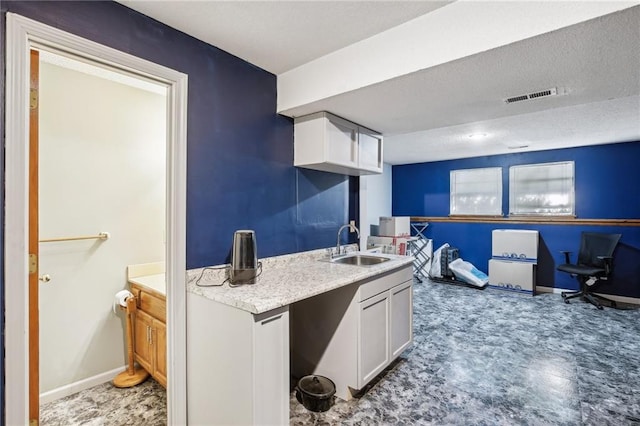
left=290, top=279, right=640, bottom=425
left=40, top=377, right=166, bottom=426
left=41, top=279, right=640, bottom=425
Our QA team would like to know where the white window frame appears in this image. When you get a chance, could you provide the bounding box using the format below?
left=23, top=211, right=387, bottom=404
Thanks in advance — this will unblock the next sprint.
left=509, top=161, right=575, bottom=216
left=450, top=167, right=503, bottom=216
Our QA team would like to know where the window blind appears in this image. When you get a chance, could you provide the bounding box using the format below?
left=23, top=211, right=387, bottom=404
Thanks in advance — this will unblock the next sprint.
left=509, top=161, right=575, bottom=216
left=450, top=167, right=502, bottom=216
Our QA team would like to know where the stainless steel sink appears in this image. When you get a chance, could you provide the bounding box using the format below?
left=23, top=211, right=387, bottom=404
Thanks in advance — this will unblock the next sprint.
left=330, top=254, right=390, bottom=266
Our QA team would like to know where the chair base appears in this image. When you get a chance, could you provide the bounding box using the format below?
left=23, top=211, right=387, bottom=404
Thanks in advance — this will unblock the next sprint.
left=561, top=289, right=617, bottom=310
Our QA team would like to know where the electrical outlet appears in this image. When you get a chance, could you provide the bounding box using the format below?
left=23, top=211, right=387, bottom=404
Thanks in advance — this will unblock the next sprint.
left=349, top=220, right=356, bottom=232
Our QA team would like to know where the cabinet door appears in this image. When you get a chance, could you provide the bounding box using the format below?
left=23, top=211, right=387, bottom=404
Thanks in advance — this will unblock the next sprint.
left=358, top=129, right=382, bottom=173
left=134, top=309, right=153, bottom=374
left=390, top=281, right=413, bottom=359
left=154, top=319, right=167, bottom=387
left=358, top=291, right=389, bottom=387
left=253, top=308, right=289, bottom=425
left=325, top=115, right=358, bottom=167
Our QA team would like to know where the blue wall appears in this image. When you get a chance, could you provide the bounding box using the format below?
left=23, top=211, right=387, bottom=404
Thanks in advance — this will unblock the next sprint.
left=393, top=142, right=640, bottom=295
left=0, top=1, right=358, bottom=416
left=0, top=0, right=359, bottom=265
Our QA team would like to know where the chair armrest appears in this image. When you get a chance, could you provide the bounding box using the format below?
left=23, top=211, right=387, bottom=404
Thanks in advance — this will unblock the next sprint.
left=560, top=250, right=572, bottom=264
left=597, top=256, right=614, bottom=275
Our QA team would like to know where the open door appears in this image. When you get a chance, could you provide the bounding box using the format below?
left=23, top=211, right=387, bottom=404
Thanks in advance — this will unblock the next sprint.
left=29, top=48, right=40, bottom=426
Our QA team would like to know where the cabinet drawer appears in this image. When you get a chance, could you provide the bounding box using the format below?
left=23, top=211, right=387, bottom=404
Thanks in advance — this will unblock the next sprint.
left=358, top=265, right=412, bottom=302
left=138, top=291, right=166, bottom=322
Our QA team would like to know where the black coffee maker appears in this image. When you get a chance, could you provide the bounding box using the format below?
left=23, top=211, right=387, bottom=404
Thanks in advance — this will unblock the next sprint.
left=230, top=230, right=259, bottom=284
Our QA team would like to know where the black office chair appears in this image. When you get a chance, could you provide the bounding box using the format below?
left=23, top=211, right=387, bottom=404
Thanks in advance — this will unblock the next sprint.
left=558, top=232, right=621, bottom=309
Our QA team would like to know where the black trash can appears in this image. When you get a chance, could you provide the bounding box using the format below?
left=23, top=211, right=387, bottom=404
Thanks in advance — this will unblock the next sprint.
left=295, top=375, right=336, bottom=412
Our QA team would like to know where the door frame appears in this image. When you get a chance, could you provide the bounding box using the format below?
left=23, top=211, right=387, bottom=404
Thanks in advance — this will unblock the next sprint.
left=5, top=13, right=188, bottom=425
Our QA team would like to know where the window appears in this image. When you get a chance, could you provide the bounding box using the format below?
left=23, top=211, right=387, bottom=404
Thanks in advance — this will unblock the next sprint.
left=509, top=161, right=575, bottom=216
left=450, top=167, right=502, bottom=216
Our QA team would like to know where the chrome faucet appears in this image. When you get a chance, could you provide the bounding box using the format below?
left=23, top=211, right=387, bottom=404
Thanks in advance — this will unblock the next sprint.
left=336, top=223, right=360, bottom=257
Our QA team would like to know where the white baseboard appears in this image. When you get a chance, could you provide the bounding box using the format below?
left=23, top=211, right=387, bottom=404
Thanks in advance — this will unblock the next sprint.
left=40, top=365, right=126, bottom=405
left=536, top=286, right=640, bottom=305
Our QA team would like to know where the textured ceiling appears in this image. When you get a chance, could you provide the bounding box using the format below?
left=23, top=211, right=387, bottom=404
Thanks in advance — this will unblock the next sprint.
left=295, top=6, right=640, bottom=163
left=384, top=96, right=640, bottom=164
left=116, top=1, right=640, bottom=164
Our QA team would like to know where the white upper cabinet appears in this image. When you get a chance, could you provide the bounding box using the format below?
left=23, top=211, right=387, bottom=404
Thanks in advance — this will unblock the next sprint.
left=294, top=112, right=383, bottom=176
left=358, top=129, right=383, bottom=173
left=324, top=115, right=358, bottom=169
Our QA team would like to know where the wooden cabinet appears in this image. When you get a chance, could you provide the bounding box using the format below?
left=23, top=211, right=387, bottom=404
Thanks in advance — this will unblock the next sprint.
left=294, top=111, right=383, bottom=176
left=130, top=283, right=167, bottom=388
left=154, top=319, right=167, bottom=386
left=291, top=264, right=413, bottom=400
left=133, top=309, right=154, bottom=374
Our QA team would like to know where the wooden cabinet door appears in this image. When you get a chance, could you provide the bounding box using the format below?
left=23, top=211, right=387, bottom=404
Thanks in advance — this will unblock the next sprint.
left=134, top=309, right=153, bottom=373
left=358, top=291, right=389, bottom=387
left=325, top=115, right=358, bottom=167
left=154, top=319, right=167, bottom=387
left=358, top=129, right=382, bottom=173
left=390, top=281, right=413, bottom=359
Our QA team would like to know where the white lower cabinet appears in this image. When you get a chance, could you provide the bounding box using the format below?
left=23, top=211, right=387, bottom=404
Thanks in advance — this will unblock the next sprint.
left=291, top=265, right=413, bottom=400
left=358, top=291, right=390, bottom=387
left=187, top=294, right=289, bottom=425
left=390, top=281, right=413, bottom=358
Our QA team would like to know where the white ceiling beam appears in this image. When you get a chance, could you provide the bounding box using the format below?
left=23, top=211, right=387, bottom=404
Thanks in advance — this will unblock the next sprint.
left=277, top=1, right=637, bottom=116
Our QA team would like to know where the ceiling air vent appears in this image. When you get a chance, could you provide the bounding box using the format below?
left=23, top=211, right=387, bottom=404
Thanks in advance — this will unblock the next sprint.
left=504, top=87, right=558, bottom=104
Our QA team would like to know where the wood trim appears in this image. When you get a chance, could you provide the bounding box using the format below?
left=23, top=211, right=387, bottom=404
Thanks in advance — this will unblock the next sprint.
left=411, top=216, right=640, bottom=226
left=28, top=48, right=39, bottom=424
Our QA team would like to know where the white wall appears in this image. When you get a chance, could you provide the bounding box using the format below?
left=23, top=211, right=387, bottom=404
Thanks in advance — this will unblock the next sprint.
left=359, top=163, right=392, bottom=250
left=38, top=61, right=166, bottom=394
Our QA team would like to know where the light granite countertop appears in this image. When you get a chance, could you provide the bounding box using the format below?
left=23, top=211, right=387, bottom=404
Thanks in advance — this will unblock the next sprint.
left=186, top=246, right=414, bottom=314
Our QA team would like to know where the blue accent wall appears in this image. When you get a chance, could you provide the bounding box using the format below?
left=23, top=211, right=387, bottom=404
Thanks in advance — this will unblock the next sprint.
left=393, top=142, right=640, bottom=296
left=0, top=1, right=358, bottom=415
left=0, top=0, right=359, bottom=264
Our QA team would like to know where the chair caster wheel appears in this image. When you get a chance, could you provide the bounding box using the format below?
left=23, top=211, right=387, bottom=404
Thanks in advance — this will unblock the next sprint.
left=561, top=293, right=567, bottom=299
left=564, top=299, right=570, bottom=304
left=597, top=305, right=604, bottom=310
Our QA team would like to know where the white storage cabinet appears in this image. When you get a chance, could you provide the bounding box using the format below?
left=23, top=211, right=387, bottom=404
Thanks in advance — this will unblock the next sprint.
left=187, top=295, right=289, bottom=425
left=488, top=259, right=536, bottom=294
left=492, top=229, right=539, bottom=261
left=291, top=265, right=413, bottom=400
left=294, top=111, right=383, bottom=176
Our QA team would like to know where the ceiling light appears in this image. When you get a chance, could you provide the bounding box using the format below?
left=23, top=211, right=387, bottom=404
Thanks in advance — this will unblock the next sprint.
left=468, top=133, right=488, bottom=140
